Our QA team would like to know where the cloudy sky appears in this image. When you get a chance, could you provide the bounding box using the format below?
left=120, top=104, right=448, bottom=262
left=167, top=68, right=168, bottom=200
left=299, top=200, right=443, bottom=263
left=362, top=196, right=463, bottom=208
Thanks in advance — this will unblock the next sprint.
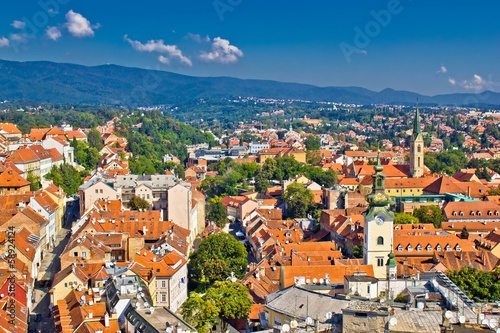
left=0, top=0, right=499, bottom=95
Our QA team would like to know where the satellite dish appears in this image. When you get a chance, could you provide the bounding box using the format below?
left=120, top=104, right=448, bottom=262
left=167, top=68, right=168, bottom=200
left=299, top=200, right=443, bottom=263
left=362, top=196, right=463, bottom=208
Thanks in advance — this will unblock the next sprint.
left=282, top=324, right=290, bottom=332
left=305, top=317, right=313, bottom=325
left=319, top=278, right=324, bottom=284
left=290, top=320, right=298, bottom=329
left=306, top=279, right=311, bottom=284
left=445, top=311, right=452, bottom=319
left=325, top=274, right=330, bottom=279
left=326, top=278, right=330, bottom=284
left=480, top=313, right=485, bottom=321
left=490, top=319, right=498, bottom=329
left=389, top=317, right=398, bottom=326
left=459, top=315, right=465, bottom=324
left=313, top=278, right=318, bottom=283
left=325, top=312, right=332, bottom=320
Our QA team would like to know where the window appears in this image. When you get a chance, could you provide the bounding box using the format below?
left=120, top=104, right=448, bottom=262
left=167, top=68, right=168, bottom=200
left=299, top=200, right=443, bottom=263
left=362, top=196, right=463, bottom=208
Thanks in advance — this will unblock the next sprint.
left=147, top=194, right=150, bottom=199
left=453, top=211, right=457, bottom=216
left=477, top=211, right=481, bottom=216
left=470, top=211, right=475, bottom=216
left=377, top=258, right=384, bottom=267
left=496, top=211, right=499, bottom=216
left=445, top=244, right=451, bottom=251
left=95, top=189, right=98, bottom=194
left=418, top=156, right=421, bottom=167
left=377, top=237, right=384, bottom=245
left=82, top=252, right=87, bottom=258
left=74, top=252, right=78, bottom=257
left=100, top=189, right=103, bottom=194
left=426, top=244, right=432, bottom=252
left=161, top=280, right=166, bottom=288
left=367, top=285, right=370, bottom=294
left=407, top=245, right=413, bottom=252
left=397, top=245, right=403, bottom=252
left=489, top=211, right=493, bottom=216
left=417, top=145, right=421, bottom=153
left=436, top=244, right=442, bottom=251
left=417, top=244, right=422, bottom=252
left=161, top=294, right=167, bottom=302
left=459, top=211, right=464, bottom=216
left=456, top=245, right=462, bottom=251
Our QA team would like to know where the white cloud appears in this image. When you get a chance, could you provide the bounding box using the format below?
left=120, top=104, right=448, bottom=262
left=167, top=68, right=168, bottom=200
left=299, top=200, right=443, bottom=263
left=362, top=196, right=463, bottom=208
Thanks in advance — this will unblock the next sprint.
left=448, top=77, right=456, bottom=85
left=360, top=50, right=367, bottom=55
left=186, top=33, right=210, bottom=43
left=462, top=74, right=491, bottom=90
left=9, top=33, right=28, bottom=42
left=11, top=20, right=25, bottom=29
left=0, top=37, right=10, bottom=48
left=200, top=37, right=243, bottom=64
left=124, top=35, right=192, bottom=66
left=65, top=10, right=99, bottom=38
left=437, top=65, right=447, bottom=74
left=46, top=26, right=62, bottom=41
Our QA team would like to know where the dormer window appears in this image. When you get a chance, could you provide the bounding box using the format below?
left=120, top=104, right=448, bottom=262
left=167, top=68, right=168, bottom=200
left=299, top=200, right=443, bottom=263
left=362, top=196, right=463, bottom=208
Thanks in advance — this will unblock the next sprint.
left=453, top=211, right=457, bottom=216
left=416, top=244, right=423, bottom=252
left=459, top=211, right=464, bottom=216
left=445, top=244, right=452, bottom=251
left=496, top=211, right=499, bottom=216
left=397, top=244, right=403, bottom=252
left=436, top=244, right=442, bottom=251
left=426, top=244, right=432, bottom=252
left=489, top=211, right=493, bottom=216
left=470, top=211, right=475, bottom=216
left=407, top=245, right=413, bottom=252
left=456, top=245, right=462, bottom=251
left=477, top=211, right=481, bottom=216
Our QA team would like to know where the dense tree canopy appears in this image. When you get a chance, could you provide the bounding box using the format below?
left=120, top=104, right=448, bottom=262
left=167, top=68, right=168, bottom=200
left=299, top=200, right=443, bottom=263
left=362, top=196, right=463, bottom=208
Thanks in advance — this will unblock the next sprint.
left=181, top=281, right=253, bottom=333
left=45, top=165, right=88, bottom=196
left=447, top=267, right=500, bottom=302
left=283, top=182, right=315, bottom=218
left=189, top=233, right=247, bottom=284
left=207, top=198, right=228, bottom=228
left=128, top=195, right=150, bottom=210
left=394, top=213, right=419, bottom=225
left=413, top=205, right=445, bottom=228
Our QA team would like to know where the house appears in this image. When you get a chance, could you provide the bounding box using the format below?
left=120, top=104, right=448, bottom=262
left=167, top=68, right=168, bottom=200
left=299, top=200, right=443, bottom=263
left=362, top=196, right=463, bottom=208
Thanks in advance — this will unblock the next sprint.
left=133, top=249, right=188, bottom=312
left=442, top=201, right=500, bottom=221
left=0, top=122, right=22, bottom=138
left=221, top=196, right=258, bottom=222
left=0, top=167, right=30, bottom=195
left=50, top=263, right=90, bottom=304
left=42, top=136, right=74, bottom=165
left=6, top=148, right=41, bottom=178
left=78, top=179, right=118, bottom=214
left=29, top=191, right=59, bottom=248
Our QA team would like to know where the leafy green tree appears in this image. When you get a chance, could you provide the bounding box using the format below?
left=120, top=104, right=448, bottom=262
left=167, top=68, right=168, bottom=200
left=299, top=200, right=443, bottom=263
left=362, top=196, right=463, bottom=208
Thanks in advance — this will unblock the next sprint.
left=182, top=281, right=252, bottom=333
left=262, top=158, right=276, bottom=179
left=45, top=164, right=86, bottom=196
left=488, top=186, right=500, bottom=196
left=254, top=173, right=271, bottom=194
left=447, top=266, right=500, bottom=301
left=461, top=226, right=469, bottom=239
left=305, top=135, right=320, bottom=150
left=26, top=170, right=41, bottom=191
left=87, top=128, right=104, bottom=150
left=413, top=205, right=445, bottom=228
left=394, top=213, right=419, bottom=225
left=87, top=147, right=100, bottom=170
left=128, top=195, right=150, bottom=210
left=207, top=199, right=228, bottom=228
left=283, top=182, right=314, bottom=218
left=189, top=233, right=247, bottom=284
left=174, top=163, right=185, bottom=179
left=353, top=245, right=363, bottom=258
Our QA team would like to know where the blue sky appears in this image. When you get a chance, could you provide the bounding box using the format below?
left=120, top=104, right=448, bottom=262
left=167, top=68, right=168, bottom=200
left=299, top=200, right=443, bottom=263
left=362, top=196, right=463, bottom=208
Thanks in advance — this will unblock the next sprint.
left=0, top=0, right=499, bottom=95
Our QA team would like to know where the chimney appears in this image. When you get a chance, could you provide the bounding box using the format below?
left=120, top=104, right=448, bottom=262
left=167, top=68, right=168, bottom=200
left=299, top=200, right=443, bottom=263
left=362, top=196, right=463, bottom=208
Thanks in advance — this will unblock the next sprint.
left=260, top=266, right=266, bottom=277
left=88, top=312, right=93, bottom=319
left=104, top=313, right=109, bottom=328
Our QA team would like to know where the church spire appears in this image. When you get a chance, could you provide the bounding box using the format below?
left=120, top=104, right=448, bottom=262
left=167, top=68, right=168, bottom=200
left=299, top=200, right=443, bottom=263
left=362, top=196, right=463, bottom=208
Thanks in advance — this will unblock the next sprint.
left=413, top=100, right=421, bottom=138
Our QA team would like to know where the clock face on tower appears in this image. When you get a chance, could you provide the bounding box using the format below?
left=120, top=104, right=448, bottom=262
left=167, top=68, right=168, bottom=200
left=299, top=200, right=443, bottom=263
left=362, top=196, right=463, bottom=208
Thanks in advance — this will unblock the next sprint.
left=375, top=215, right=385, bottom=226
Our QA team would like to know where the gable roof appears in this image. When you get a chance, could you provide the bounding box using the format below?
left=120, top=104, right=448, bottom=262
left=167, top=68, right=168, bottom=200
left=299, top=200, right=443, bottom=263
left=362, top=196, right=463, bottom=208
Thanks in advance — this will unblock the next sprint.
left=0, top=167, right=30, bottom=188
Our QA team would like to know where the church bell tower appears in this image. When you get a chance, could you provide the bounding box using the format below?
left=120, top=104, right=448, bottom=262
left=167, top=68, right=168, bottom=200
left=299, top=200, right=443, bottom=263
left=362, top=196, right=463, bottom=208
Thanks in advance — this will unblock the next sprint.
left=409, top=102, right=424, bottom=178
left=363, top=152, right=395, bottom=279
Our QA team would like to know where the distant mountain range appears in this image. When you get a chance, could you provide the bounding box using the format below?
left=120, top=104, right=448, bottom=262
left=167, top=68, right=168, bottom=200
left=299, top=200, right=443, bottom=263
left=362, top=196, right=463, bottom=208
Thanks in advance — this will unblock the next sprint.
left=0, top=59, right=499, bottom=107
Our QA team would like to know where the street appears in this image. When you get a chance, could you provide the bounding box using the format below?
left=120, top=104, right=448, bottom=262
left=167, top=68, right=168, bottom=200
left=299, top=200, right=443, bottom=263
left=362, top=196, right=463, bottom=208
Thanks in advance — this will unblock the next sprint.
left=28, top=199, right=79, bottom=332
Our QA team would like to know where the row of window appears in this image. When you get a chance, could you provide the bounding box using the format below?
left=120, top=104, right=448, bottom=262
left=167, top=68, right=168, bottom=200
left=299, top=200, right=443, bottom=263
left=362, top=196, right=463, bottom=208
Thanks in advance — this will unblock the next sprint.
left=452, top=210, right=499, bottom=217
left=396, top=243, right=459, bottom=252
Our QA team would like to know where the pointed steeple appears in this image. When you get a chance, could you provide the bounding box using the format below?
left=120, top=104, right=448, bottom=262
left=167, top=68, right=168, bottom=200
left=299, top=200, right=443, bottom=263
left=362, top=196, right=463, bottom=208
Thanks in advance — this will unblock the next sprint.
left=367, top=150, right=389, bottom=207
left=289, top=123, right=293, bottom=132
left=413, top=100, right=421, bottom=138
